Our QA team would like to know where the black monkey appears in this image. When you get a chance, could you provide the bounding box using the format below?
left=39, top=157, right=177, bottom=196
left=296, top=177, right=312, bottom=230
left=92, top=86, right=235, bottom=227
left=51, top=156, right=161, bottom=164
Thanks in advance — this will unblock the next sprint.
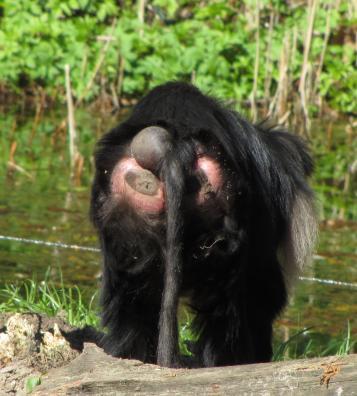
left=90, top=82, right=317, bottom=368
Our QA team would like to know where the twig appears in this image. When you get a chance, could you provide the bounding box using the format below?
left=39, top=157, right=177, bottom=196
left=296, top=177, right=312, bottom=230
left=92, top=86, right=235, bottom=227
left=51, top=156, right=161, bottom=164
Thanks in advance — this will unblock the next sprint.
left=116, top=55, right=125, bottom=108
left=263, top=10, right=276, bottom=101
left=314, top=1, right=341, bottom=108
left=299, top=0, right=319, bottom=136
left=9, top=141, right=17, bottom=163
left=268, top=32, right=290, bottom=121
left=291, top=26, right=298, bottom=75
left=28, top=88, right=45, bottom=147
left=110, top=84, right=119, bottom=108
left=138, top=0, right=146, bottom=38
left=7, top=161, right=34, bottom=180
left=250, top=0, right=260, bottom=122
left=65, top=64, right=78, bottom=170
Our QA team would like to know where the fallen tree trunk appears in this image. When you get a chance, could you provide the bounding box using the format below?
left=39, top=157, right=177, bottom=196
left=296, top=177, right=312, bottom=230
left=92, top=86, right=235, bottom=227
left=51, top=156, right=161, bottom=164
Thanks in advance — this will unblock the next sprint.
left=32, top=344, right=356, bottom=395
left=1, top=314, right=356, bottom=395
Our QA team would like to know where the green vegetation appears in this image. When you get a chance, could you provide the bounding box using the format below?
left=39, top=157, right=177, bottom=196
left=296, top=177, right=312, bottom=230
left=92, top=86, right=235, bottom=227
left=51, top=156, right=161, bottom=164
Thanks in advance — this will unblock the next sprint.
left=25, top=376, right=42, bottom=394
left=0, top=0, right=355, bottom=116
left=0, top=277, right=99, bottom=327
left=273, top=322, right=355, bottom=361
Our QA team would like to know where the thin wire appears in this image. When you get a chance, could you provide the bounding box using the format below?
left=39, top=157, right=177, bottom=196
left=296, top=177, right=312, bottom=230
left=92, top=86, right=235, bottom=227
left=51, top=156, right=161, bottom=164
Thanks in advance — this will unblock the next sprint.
left=0, top=234, right=356, bottom=289
left=299, top=276, right=357, bottom=289
left=0, top=235, right=100, bottom=252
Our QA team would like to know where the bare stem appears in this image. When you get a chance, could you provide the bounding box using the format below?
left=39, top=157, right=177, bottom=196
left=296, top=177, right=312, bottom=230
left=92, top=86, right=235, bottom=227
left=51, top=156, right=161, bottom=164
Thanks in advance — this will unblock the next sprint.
left=65, top=64, right=77, bottom=171
left=263, top=10, right=275, bottom=101
left=138, top=0, right=146, bottom=38
left=299, top=0, right=319, bottom=136
left=250, top=0, right=260, bottom=122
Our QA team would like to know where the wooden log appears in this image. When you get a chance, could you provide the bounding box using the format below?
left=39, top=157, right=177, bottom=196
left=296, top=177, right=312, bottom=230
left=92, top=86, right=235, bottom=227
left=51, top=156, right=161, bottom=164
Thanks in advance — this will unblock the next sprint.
left=32, top=344, right=357, bottom=395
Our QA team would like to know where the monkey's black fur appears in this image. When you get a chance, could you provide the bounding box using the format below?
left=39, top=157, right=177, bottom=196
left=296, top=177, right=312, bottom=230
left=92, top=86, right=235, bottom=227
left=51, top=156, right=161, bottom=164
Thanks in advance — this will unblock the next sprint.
left=90, top=82, right=316, bottom=368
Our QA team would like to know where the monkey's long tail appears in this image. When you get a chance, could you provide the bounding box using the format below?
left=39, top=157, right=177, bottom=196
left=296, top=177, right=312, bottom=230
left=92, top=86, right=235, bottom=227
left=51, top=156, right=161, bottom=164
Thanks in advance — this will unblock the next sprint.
left=157, top=152, right=185, bottom=367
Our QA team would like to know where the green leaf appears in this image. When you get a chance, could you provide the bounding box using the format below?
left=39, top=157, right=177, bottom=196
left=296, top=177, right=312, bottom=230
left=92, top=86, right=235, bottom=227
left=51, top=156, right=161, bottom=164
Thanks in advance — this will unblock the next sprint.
left=25, top=376, right=41, bottom=394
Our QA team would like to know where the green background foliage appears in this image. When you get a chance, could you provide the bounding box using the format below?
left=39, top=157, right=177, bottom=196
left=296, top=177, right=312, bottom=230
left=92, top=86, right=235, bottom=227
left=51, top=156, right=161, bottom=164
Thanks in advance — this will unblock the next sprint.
left=0, top=0, right=355, bottom=113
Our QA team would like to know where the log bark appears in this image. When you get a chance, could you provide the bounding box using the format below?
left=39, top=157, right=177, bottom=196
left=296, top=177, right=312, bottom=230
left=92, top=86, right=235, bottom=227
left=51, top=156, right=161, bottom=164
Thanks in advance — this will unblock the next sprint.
left=32, top=344, right=357, bottom=395
left=1, top=314, right=356, bottom=395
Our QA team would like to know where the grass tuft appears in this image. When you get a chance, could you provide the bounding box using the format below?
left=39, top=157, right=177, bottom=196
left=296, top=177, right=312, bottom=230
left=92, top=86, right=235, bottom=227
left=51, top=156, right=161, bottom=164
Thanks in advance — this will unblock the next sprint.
left=0, top=278, right=99, bottom=328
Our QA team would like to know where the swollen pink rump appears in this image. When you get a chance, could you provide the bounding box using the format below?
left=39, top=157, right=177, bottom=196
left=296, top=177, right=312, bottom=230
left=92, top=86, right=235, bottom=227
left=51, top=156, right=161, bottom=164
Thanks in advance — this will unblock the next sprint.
left=110, top=154, right=222, bottom=213
left=111, top=157, right=165, bottom=214
left=196, top=156, right=223, bottom=204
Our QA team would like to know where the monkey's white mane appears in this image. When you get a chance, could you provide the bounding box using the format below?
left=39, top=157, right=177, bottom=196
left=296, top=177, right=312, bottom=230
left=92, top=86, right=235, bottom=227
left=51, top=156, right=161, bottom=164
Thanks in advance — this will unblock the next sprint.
left=278, top=192, right=318, bottom=291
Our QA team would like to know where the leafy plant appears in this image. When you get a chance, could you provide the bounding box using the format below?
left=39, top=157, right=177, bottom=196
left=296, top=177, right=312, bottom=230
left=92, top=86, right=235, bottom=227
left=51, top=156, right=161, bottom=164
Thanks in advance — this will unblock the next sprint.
left=0, top=0, right=354, bottom=113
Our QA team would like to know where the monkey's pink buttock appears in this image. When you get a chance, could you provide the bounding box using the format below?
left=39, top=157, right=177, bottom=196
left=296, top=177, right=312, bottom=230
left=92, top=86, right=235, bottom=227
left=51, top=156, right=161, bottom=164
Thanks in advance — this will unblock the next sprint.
left=111, top=157, right=165, bottom=214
